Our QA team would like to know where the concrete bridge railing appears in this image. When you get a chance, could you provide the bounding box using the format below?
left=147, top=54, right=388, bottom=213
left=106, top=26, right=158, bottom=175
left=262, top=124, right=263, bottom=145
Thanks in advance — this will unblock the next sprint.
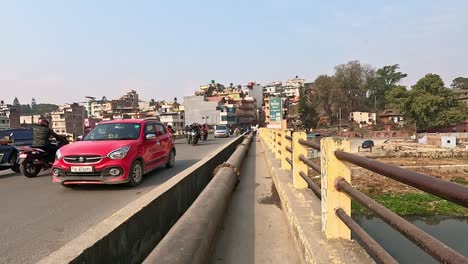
left=259, top=128, right=468, bottom=264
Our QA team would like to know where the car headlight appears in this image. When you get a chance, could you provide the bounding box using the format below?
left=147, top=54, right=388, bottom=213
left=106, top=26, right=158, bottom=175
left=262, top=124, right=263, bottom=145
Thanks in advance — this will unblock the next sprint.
left=55, top=149, right=62, bottom=160
left=108, top=146, right=131, bottom=160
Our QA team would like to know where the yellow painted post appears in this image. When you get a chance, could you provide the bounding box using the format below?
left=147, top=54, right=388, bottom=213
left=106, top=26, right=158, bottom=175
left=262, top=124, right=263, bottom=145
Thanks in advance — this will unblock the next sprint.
left=292, top=132, right=308, bottom=189
left=275, top=130, right=282, bottom=159
left=320, top=137, right=351, bottom=240
left=281, top=130, right=290, bottom=170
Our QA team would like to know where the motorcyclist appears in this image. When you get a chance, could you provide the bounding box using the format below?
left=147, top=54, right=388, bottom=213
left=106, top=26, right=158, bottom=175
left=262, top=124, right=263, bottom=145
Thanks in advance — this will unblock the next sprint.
left=167, top=125, right=175, bottom=134
left=33, top=119, right=63, bottom=163
left=0, top=136, right=16, bottom=165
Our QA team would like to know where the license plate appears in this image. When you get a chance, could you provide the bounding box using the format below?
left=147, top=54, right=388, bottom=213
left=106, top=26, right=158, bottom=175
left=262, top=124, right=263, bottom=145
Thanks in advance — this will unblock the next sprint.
left=19, top=154, right=27, bottom=158
left=70, top=166, right=93, bottom=173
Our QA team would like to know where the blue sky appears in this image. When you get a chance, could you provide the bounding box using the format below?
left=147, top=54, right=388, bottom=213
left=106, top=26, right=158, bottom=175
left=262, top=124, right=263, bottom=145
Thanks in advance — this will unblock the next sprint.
left=1, top=0, right=467, bottom=105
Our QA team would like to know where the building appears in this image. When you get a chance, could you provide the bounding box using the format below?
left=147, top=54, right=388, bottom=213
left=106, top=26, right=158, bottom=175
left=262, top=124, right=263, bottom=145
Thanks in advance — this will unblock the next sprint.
left=235, top=97, right=256, bottom=129
left=379, top=109, right=404, bottom=131
left=263, top=82, right=282, bottom=98
left=242, top=82, right=263, bottom=109
left=183, top=96, right=225, bottom=126
left=219, top=103, right=237, bottom=126
left=283, top=76, right=305, bottom=97
left=349, top=111, right=377, bottom=125
left=84, top=117, right=100, bottom=133
left=0, top=112, right=9, bottom=129
left=51, top=103, right=86, bottom=137
left=159, top=100, right=185, bottom=132
left=20, top=115, right=42, bottom=125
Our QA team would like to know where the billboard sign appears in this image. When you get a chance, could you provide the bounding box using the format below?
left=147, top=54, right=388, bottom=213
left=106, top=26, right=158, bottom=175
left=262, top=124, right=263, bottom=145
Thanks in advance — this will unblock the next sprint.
left=269, top=97, right=282, bottom=122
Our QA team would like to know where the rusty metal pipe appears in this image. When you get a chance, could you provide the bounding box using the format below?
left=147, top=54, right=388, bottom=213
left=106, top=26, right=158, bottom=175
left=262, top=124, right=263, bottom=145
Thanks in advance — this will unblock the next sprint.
left=144, top=134, right=253, bottom=264
left=299, top=171, right=321, bottom=199
left=335, top=208, right=398, bottom=264
left=336, top=179, right=468, bottom=264
left=298, top=139, right=320, bottom=151
left=299, top=154, right=321, bottom=174
left=335, top=151, right=468, bottom=207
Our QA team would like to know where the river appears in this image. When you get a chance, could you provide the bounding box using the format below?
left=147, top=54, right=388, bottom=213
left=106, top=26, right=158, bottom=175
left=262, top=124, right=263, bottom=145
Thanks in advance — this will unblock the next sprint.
left=353, top=215, right=468, bottom=263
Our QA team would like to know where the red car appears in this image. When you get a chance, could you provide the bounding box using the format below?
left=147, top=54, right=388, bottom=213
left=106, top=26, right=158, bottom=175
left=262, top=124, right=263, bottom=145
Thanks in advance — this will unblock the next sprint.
left=52, top=119, right=176, bottom=187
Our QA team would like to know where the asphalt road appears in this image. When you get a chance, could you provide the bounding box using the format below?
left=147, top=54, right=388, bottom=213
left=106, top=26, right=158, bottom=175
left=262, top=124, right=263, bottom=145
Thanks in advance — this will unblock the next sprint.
left=0, top=137, right=233, bottom=264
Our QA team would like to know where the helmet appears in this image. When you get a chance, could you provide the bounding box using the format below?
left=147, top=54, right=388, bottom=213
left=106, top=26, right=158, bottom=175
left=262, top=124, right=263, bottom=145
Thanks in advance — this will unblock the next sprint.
left=38, top=119, right=50, bottom=127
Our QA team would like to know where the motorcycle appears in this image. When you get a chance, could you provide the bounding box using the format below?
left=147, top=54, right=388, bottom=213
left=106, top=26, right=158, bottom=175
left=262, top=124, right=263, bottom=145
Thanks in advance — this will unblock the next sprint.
left=201, top=130, right=208, bottom=141
left=0, top=134, right=20, bottom=173
left=190, top=130, right=200, bottom=146
left=18, top=137, right=69, bottom=178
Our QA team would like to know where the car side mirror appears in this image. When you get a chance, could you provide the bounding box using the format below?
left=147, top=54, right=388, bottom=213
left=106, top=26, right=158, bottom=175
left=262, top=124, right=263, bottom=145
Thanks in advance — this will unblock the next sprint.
left=146, top=133, right=156, bottom=140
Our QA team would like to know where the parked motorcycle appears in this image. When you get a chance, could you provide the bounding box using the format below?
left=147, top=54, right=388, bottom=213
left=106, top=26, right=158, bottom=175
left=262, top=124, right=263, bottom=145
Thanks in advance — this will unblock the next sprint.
left=18, top=136, right=69, bottom=178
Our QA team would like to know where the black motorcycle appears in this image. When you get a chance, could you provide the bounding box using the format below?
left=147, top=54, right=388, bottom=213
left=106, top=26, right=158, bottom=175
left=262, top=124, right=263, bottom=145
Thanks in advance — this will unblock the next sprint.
left=201, top=130, right=208, bottom=141
left=18, top=137, right=69, bottom=178
left=190, top=130, right=200, bottom=146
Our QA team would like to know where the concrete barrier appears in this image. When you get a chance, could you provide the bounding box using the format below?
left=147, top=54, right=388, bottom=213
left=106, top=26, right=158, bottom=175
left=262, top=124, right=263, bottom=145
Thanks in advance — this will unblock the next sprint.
left=38, top=135, right=246, bottom=264
left=143, top=134, right=253, bottom=264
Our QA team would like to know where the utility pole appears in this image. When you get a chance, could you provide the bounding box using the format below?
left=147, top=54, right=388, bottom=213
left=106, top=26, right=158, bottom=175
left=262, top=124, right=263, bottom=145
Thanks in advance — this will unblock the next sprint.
left=339, top=107, right=342, bottom=132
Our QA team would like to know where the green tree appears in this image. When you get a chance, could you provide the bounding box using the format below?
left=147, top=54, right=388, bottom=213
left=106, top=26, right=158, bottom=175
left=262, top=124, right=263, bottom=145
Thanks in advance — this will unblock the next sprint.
left=13, top=97, right=20, bottom=106
left=368, top=64, right=407, bottom=111
left=386, top=74, right=467, bottom=129
left=298, top=87, right=318, bottom=131
left=450, top=77, right=468, bottom=90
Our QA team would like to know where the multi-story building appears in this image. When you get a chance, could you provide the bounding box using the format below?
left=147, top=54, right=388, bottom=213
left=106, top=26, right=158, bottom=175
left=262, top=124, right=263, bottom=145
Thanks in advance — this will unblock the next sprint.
left=242, top=82, right=263, bottom=109
left=454, top=89, right=468, bottom=106
left=349, top=111, right=377, bottom=125
left=159, top=100, right=185, bottom=131
left=183, top=96, right=225, bottom=126
left=0, top=101, right=20, bottom=128
left=51, top=103, right=86, bottom=137
left=219, top=104, right=237, bottom=126
left=263, top=82, right=282, bottom=98
left=0, top=112, right=9, bottom=129
left=20, top=115, right=42, bottom=125
left=283, top=76, right=305, bottom=97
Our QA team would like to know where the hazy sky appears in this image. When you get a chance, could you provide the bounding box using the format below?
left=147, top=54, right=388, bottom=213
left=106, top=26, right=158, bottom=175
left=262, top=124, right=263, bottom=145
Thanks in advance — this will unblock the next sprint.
left=1, top=0, right=467, bottom=105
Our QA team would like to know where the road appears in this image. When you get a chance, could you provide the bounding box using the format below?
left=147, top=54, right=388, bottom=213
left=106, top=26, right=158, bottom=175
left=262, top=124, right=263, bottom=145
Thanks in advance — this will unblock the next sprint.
left=0, top=137, right=233, bottom=264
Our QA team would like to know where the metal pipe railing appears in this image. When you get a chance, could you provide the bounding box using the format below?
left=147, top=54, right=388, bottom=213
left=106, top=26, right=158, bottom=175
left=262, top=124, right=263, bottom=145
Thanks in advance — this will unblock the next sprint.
left=336, top=178, right=468, bottom=264
left=285, top=135, right=292, bottom=141
left=335, top=151, right=468, bottom=207
left=299, top=171, right=321, bottom=199
left=286, top=146, right=293, bottom=153
left=335, top=208, right=398, bottom=264
left=286, top=157, right=292, bottom=166
left=299, top=154, right=321, bottom=174
left=298, top=139, right=320, bottom=151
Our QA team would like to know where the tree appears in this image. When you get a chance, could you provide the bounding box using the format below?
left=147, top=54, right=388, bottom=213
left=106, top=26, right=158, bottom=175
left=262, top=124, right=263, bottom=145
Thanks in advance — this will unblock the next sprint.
left=334, top=60, right=375, bottom=114
left=13, top=97, right=20, bottom=106
left=367, top=64, right=407, bottom=111
left=298, top=87, right=318, bottom=131
left=313, top=75, right=336, bottom=119
left=386, top=74, right=467, bottom=129
left=450, top=77, right=468, bottom=90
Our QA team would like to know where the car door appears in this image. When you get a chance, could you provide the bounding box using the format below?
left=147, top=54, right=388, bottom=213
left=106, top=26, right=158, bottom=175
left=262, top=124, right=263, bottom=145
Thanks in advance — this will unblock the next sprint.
left=155, top=124, right=170, bottom=159
left=142, top=122, right=161, bottom=169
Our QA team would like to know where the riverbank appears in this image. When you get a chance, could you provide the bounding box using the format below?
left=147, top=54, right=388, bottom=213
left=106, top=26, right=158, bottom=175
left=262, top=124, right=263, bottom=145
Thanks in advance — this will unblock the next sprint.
left=309, top=156, right=468, bottom=216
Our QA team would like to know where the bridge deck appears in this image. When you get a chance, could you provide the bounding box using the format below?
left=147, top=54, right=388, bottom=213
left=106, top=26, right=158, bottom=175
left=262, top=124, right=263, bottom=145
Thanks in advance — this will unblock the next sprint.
left=210, top=140, right=300, bottom=264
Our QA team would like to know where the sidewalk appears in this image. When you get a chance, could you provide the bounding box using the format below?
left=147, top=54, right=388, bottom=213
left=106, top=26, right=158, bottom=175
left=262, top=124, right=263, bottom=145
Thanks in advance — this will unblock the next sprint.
left=209, top=139, right=301, bottom=264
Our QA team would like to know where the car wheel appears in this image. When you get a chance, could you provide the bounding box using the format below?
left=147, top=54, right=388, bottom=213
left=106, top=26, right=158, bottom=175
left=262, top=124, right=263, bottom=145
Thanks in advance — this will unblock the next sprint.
left=127, top=161, right=144, bottom=187
left=165, top=149, right=175, bottom=168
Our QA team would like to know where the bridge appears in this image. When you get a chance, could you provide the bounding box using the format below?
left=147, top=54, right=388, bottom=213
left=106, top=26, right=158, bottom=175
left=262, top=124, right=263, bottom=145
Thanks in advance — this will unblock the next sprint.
left=0, top=132, right=467, bottom=264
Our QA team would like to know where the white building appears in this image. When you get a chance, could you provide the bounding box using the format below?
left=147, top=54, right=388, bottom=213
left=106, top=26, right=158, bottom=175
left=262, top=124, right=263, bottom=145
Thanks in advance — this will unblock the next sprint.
left=158, top=101, right=184, bottom=131
left=0, top=113, right=9, bottom=129
left=283, top=76, right=305, bottom=97
left=242, top=82, right=263, bottom=109
left=20, top=115, right=42, bottom=125
left=350, top=111, right=377, bottom=125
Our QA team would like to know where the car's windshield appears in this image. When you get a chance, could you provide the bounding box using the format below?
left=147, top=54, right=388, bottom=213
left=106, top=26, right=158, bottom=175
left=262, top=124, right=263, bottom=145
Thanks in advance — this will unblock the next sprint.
left=84, top=123, right=141, bottom=141
left=216, top=125, right=227, bottom=130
